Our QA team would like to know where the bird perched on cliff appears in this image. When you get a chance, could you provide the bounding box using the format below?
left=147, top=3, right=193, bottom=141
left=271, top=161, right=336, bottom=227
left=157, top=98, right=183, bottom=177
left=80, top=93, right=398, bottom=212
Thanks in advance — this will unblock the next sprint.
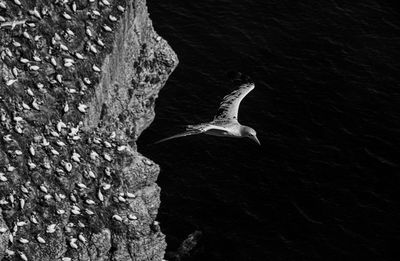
left=155, top=72, right=260, bottom=145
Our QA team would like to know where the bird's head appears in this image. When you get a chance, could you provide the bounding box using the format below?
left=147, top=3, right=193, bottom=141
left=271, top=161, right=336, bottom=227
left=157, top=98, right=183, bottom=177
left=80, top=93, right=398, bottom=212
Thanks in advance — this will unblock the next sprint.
left=241, top=126, right=261, bottom=145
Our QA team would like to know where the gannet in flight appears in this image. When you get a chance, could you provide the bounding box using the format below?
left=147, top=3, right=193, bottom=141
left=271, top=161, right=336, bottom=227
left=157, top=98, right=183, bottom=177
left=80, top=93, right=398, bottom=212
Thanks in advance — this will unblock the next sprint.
left=155, top=73, right=260, bottom=145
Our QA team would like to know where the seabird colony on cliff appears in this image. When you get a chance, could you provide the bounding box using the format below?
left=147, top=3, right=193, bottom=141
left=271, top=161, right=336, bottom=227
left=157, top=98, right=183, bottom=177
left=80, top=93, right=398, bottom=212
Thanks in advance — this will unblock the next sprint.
left=156, top=73, right=261, bottom=145
left=0, top=1, right=143, bottom=260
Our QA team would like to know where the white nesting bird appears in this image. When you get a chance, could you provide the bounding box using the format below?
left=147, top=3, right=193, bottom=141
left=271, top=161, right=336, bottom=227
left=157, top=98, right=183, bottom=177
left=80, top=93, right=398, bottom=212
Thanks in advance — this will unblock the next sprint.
left=155, top=73, right=260, bottom=145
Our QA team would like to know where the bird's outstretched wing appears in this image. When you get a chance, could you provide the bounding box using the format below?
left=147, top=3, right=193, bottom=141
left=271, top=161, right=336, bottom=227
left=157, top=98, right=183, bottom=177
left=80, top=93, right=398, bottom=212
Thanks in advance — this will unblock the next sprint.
left=214, top=74, right=255, bottom=122
left=153, top=125, right=207, bottom=144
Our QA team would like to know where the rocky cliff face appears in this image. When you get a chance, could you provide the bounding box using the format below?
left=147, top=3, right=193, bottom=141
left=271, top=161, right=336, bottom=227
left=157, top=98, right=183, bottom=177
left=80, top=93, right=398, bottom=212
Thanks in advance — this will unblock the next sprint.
left=0, top=0, right=178, bottom=260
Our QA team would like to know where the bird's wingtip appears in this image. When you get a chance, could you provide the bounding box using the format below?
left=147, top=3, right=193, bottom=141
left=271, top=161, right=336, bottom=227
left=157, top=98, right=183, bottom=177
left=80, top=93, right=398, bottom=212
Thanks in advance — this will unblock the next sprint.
left=152, top=137, right=170, bottom=145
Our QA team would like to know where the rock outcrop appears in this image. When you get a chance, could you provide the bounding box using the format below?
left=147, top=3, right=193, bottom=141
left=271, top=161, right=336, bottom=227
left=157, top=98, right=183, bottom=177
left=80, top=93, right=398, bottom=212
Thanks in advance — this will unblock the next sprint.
left=166, top=231, right=202, bottom=261
left=0, top=0, right=178, bottom=260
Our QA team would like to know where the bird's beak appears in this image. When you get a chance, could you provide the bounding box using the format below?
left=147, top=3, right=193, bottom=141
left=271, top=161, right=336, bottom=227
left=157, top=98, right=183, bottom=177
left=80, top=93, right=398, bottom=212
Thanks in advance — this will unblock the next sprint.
left=251, top=135, right=261, bottom=146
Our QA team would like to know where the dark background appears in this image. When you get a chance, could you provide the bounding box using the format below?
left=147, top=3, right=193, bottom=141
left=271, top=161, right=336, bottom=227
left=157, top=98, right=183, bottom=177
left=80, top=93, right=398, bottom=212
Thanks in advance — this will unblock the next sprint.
left=139, top=1, right=400, bottom=260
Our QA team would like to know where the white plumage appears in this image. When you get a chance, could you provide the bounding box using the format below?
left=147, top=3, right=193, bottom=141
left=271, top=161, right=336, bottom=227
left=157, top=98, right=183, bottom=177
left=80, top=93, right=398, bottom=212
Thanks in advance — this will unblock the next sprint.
left=155, top=73, right=260, bottom=145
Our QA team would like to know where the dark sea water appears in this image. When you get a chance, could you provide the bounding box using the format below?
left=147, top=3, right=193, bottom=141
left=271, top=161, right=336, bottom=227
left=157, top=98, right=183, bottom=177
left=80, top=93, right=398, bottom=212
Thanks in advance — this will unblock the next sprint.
left=139, top=1, right=400, bottom=260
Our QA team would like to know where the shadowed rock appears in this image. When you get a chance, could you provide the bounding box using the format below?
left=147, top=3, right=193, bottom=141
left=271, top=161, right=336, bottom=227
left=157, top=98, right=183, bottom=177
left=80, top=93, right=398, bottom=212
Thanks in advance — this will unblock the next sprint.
left=166, top=231, right=202, bottom=261
left=0, top=0, right=178, bottom=260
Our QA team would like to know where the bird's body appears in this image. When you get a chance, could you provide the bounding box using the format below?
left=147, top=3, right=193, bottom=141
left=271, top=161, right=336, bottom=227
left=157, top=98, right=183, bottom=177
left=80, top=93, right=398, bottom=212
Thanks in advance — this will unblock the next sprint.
left=155, top=73, right=260, bottom=145
left=204, top=122, right=240, bottom=137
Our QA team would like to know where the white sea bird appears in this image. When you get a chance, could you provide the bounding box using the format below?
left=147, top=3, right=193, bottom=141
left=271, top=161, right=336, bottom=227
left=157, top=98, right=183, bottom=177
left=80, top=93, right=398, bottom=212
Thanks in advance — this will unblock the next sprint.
left=155, top=73, right=260, bottom=145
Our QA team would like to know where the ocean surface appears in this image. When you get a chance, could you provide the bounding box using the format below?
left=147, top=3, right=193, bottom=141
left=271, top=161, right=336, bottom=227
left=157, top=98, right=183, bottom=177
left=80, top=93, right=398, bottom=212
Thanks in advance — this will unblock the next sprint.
left=139, top=1, right=400, bottom=260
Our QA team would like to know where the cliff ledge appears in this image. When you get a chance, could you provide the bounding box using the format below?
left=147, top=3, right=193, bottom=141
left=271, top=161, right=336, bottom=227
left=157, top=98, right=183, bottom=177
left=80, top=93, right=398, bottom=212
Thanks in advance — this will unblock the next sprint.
left=0, top=0, right=178, bottom=260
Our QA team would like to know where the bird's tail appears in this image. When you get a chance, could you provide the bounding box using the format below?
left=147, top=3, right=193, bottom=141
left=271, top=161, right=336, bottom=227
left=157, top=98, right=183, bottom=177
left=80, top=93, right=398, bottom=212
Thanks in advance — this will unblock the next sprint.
left=153, top=125, right=205, bottom=144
